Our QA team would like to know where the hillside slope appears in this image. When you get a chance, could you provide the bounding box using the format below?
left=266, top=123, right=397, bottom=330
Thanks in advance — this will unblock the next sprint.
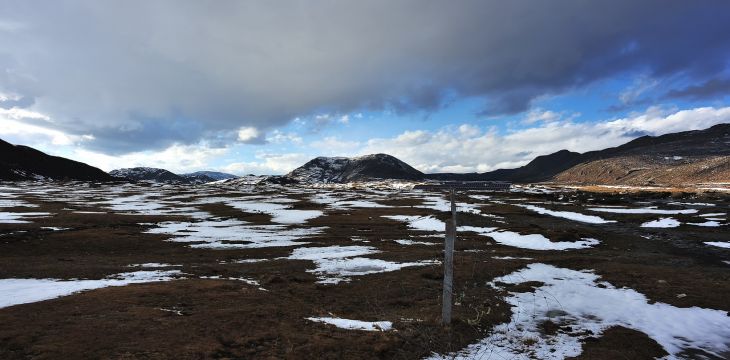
left=430, top=123, right=730, bottom=185
left=109, top=167, right=187, bottom=183
left=286, top=154, right=423, bottom=183
left=553, top=124, right=730, bottom=186
left=0, top=139, right=114, bottom=181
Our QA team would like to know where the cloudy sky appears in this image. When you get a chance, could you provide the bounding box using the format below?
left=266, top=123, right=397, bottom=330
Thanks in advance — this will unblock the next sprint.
left=2, top=1, right=730, bottom=175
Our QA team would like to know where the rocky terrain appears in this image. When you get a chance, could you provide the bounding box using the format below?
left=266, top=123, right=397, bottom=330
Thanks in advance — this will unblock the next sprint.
left=553, top=155, right=730, bottom=186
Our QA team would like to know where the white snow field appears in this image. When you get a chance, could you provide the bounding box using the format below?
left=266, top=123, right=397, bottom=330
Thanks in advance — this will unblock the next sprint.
left=226, top=200, right=323, bottom=224
left=484, top=231, right=600, bottom=251
left=146, top=218, right=324, bottom=249
left=288, top=245, right=437, bottom=284
left=0, top=270, right=182, bottom=309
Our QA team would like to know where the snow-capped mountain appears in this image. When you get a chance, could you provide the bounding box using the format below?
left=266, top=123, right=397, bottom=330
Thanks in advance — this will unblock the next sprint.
left=108, top=168, right=239, bottom=184
left=109, top=167, right=187, bottom=183
left=286, top=153, right=424, bottom=183
left=181, top=171, right=238, bottom=181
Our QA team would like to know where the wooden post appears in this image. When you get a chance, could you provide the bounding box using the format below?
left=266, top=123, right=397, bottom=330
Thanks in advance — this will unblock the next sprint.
left=442, top=188, right=456, bottom=325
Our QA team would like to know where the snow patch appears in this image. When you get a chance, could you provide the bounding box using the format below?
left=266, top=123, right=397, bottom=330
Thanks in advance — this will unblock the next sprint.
left=428, top=263, right=730, bottom=359
left=641, top=218, right=681, bottom=228
left=306, top=317, right=392, bottom=331
left=518, top=204, right=615, bottom=224
left=0, top=270, right=182, bottom=309
left=587, top=207, right=698, bottom=215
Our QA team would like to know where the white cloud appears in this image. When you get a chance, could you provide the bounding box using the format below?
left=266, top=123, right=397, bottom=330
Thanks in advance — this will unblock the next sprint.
left=266, top=130, right=302, bottom=145
left=237, top=127, right=262, bottom=143
left=358, top=106, right=730, bottom=173
left=619, top=75, right=659, bottom=104
left=222, top=152, right=310, bottom=175
left=0, top=110, right=87, bottom=146
left=310, top=137, right=361, bottom=156
left=0, top=107, right=51, bottom=121
left=72, top=144, right=228, bottom=173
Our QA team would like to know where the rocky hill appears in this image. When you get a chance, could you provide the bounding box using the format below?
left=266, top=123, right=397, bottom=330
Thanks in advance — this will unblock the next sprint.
left=553, top=155, right=730, bottom=186
left=0, top=138, right=114, bottom=181
left=426, top=150, right=585, bottom=183
left=109, top=168, right=239, bottom=184
left=552, top=124, right=730, bottom=186
left=286, top=154, right=424, bottom=183
left=427, top=123, right=730, bottom=185
left=109, top=167, right=187, bottom=183
left=182, top=171, right=238, bottom=182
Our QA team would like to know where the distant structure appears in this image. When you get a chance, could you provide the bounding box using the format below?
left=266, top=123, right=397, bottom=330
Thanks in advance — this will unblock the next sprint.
left=414, top=181, right=511, bottom=191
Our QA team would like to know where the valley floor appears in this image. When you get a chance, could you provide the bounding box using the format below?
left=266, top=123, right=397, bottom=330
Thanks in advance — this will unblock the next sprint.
left=0, top=181, right=729, bottom=359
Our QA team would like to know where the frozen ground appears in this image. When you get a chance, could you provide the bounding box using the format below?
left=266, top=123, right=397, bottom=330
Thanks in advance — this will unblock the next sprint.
left=0, top=181, right=728, bottom=359
left=430, top=264, right=730, bottom=359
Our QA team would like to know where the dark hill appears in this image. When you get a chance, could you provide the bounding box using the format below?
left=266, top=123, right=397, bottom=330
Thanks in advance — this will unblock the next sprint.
left=0, top=138, right=114, bottom=181
left=286, top=153, right=423, bottom=183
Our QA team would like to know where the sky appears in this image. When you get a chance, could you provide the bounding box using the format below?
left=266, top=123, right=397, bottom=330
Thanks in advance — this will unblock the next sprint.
left=1, top=1, right=730, bottom=175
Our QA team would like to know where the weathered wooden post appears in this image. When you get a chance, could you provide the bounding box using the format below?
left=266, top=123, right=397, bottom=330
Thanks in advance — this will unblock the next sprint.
left=442, top=188, right=456, bottom=325
left=412, top=181, right=511, bottom=326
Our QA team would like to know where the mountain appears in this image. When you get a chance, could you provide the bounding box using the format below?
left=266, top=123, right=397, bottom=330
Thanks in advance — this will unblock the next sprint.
left=553, top=124, right=730, bottom=186
left=285, top=124, right=730, bottom=186
left=286, top=153, right=424, bottom=183
left=108, top=168, right=239, bottom=184
left=182, top=171, right=238, bottom=181
left=109, top=167, right=187, bottom=183
left=426, top=150, right=584, bottom=183
left=0, top=138, right=114, bottom=181
left=429, top=123, right=730, bottom=185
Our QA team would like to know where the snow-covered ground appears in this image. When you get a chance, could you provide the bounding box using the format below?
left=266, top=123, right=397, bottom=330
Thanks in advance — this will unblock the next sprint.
left=517, top=204, right=615, bottom=224
left=0, top=211, right=51, bottom=223
left=146, top=218, right=324, bottom=249
left=288, top=245, right=437, bottom=284
left=429, top=263, right=730, bottom=359
left=587, top=207, right=698, bottom=215
left=482, top=231, right=600, bottom=251
left=307, top=317, right=393, bottom=331
left=641, top=217, right=681, bottom=228
left=0, top=270, right=182, bottom=309
left=383, top=215, right=445, bottom=232
left=226, top=200, right=323, bottom=224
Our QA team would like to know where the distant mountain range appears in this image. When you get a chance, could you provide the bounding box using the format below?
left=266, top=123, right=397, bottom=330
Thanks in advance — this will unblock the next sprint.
left=2, top=124, right=729, bottom=186
left=108, top=168, right=238, bottom=184
left=286, top=124, right=730, bottom=186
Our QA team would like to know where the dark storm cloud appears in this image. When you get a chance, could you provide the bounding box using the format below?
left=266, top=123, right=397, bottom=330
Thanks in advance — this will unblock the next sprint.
left=1, top=0, right=729, bottom=153
left=665, top=78, right=730, bottom=101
